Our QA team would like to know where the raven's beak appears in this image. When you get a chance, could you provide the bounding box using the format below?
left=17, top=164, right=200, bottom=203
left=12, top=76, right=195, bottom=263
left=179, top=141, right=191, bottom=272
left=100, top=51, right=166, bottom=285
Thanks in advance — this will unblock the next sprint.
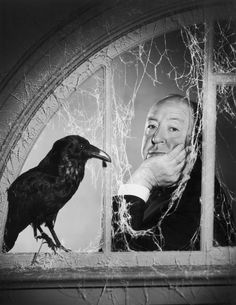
left=87, top=144, right=111, bottom=163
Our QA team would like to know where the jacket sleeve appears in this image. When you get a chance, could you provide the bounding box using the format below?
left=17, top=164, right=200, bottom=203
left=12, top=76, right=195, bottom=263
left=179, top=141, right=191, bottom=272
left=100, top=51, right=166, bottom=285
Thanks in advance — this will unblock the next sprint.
left=111, top=194, right=180, bottom=251
left=112, top=182, right=202, bottom=251
left=112, top=157, right=202, bottom=251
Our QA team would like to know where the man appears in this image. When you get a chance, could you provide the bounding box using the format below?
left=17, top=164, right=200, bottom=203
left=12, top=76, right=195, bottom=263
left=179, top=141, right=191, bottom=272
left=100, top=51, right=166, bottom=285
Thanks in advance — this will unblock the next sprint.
left=112, top=94, right=235, bottom=251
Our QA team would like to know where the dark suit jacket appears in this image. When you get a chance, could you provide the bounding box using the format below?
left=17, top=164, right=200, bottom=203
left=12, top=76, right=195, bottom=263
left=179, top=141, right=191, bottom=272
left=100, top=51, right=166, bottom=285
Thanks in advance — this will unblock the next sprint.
left=112, top=157, right=236, bottom=251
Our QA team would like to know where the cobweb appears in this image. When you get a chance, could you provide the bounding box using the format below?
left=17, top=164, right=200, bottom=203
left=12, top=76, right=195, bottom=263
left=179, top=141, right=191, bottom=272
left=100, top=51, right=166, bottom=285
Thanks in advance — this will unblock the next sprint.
left=13, top=69, right=106, bottom=253
left=15, top=20, right=236, bottom=253
left=53, top=68, right=105, bottom=187
left=215, top=85, right=236, bottom=246
left=111, top=20, right=236, bottom=251
left=213, top=19, right=236, bottom=246
left=213, top=19, right=236, bottom=74
left=52, top=69, right=106, bottom=252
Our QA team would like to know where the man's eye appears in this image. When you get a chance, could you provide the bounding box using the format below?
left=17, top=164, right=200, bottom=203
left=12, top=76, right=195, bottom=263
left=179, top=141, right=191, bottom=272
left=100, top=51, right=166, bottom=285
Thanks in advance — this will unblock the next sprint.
left=169, top=127, right=179, bottom=132
left=147, top=124, right=156, bottom=130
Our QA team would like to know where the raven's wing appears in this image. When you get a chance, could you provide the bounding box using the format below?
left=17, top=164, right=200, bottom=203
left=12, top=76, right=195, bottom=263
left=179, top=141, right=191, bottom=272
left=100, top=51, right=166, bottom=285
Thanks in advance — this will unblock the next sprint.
left=3, top=168, right=59, bottom=252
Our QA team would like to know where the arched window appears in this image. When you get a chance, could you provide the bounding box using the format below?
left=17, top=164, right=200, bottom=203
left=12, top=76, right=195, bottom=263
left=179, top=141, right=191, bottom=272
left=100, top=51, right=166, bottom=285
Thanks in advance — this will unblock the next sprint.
left=0, top=3, right=235, bottom=298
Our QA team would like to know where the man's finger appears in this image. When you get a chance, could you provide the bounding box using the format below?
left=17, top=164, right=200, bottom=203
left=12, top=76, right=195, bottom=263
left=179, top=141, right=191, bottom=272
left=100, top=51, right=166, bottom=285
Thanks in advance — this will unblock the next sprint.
left=175, top=149, right=187, bottom=164
left=168, top=144, right=185, bottom=160
left=175, top=159, right=186, bottom=172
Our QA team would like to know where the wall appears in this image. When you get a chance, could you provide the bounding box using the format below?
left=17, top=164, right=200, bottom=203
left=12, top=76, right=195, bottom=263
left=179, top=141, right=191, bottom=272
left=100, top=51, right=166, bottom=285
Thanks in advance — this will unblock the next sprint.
left=0, top=0, right=235, bottom=304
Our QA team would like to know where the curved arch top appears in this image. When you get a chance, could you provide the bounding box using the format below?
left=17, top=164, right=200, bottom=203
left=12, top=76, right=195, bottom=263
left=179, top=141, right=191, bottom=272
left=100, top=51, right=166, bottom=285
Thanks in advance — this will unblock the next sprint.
left=0, top=0, right=234, bottom=249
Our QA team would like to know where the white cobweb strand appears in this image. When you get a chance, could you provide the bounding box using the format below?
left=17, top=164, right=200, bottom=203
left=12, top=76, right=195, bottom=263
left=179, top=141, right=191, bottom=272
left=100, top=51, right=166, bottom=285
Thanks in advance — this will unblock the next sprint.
left=54, top=73, right=105, bottom=187
left=112, top=24, right=206, bottom=250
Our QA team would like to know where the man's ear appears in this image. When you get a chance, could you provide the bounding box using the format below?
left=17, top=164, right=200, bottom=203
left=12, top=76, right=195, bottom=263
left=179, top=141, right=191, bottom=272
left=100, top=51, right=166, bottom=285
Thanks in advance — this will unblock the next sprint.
left=185, top=133, right=194, bottom=148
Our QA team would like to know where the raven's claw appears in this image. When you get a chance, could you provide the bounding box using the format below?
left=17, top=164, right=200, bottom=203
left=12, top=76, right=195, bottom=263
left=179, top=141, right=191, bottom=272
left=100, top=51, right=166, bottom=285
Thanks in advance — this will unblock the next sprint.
left=58, top=245, right=71, bottom=252
left=37, top=233, right=57, bottom=253
left=36, top=233, right=71, bottom=253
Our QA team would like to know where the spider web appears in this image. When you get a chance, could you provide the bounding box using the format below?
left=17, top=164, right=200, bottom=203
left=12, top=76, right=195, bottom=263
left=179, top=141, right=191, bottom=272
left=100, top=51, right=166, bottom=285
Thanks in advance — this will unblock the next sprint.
left=17, top=20, right=236, bottom=253
left=13, top=69, right=106, bottom=253
left=111, top=20, right=236, bottom=251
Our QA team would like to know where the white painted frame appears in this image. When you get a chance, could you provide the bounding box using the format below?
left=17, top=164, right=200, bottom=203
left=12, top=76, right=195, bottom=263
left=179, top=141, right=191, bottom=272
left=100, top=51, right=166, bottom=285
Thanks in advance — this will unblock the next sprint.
left=0, top=7, right=235, bottom=273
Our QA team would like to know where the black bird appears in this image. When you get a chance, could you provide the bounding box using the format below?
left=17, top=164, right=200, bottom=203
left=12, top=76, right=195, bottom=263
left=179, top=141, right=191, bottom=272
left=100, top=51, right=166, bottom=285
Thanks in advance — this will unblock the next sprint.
left=3, top=135, right=111, bottom=252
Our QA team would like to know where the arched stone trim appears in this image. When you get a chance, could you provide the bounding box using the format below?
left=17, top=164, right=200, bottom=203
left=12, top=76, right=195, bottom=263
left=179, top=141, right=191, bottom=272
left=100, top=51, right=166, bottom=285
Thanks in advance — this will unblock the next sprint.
left=0, top=0, right=221, bottom=174
left=0, top=5, right=207, bottom=249
left=0, top=0, right=231, bottom=250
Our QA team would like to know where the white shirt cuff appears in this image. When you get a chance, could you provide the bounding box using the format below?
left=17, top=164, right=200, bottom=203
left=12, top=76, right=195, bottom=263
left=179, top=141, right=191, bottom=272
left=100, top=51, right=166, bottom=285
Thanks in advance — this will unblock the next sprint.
left=118, top=184, right=150, bottom=202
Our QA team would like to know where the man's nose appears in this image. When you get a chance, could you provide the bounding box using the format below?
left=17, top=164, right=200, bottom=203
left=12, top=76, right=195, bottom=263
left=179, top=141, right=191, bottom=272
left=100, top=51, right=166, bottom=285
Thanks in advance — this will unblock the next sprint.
left=151, top=128, right=166, bottom=145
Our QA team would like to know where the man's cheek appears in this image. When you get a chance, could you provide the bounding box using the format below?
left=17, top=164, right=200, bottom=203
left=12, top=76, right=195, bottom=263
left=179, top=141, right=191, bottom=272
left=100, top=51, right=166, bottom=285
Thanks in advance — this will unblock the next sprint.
left=170, top=134, right=186, bottom=146
left=168, top=140, right=184, bottom=152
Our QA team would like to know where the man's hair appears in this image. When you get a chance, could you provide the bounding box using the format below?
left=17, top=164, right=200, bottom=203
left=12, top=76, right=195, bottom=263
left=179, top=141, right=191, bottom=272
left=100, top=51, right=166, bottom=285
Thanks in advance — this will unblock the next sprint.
left=157, top=94, right=198, bottom=118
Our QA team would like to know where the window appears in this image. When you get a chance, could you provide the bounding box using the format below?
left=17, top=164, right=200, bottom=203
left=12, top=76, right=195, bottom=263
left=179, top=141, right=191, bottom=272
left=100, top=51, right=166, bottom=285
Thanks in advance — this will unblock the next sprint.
left=11, top=69, right=105, bottom=252
left=0, top=6, right=236, bottom=271
left=213, top=19, right=236, bottom=248
left=111, top=25, right=205, bottom=252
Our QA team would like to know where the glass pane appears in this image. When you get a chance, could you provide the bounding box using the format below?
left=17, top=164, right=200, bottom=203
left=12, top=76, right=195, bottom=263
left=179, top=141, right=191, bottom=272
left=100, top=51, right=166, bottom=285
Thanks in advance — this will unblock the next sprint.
left=214, top=85, right=236, bottom=246
left=111, top=26, right=204, bottom=251
left=213, top=19, right=236, bottom=73
left=8, top=69, right=106, bottom=253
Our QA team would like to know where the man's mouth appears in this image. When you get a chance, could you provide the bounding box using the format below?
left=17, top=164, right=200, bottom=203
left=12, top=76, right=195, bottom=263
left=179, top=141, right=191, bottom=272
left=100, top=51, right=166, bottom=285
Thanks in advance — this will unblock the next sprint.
left=146, top=151, right=166, bottom=159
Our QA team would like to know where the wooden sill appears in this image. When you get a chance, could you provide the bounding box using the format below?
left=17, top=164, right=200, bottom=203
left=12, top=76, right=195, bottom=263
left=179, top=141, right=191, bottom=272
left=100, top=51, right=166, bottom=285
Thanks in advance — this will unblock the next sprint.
left=0, top=264, right=235, bottom=289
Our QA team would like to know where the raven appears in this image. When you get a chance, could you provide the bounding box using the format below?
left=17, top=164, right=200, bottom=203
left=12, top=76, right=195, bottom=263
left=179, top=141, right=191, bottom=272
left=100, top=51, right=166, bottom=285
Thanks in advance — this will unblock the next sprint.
left=3, top=135, right=111, bottom=253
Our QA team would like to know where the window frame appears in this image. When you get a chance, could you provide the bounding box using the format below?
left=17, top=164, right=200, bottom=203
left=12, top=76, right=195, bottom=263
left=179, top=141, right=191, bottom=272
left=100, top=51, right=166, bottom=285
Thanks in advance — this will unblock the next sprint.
left=0, top=6, right=236, bottom=288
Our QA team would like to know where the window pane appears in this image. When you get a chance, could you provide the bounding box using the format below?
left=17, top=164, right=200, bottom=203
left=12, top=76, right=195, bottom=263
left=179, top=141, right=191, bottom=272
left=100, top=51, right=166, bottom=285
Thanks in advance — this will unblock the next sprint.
left=214, top=85, right=236, bottom=246
left=213, top=19, right=236, bottom=73
left=111, top=26, right=204, bottom=251
left=9, top=69, right=105, bottom=253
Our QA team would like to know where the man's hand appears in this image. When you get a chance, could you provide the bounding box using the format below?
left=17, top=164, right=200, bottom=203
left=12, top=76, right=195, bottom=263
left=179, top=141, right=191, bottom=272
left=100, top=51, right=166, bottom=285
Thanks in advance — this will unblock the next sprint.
left=129, top=144, right=187, bottom=190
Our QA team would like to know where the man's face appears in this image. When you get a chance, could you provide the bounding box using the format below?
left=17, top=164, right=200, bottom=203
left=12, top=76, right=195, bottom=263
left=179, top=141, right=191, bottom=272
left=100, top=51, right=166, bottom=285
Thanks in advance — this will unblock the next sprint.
left=141, top=99, right=193, bottom=160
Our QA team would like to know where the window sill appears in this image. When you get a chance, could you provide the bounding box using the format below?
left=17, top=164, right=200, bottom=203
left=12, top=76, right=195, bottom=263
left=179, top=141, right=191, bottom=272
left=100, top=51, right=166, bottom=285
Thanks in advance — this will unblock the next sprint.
left=0, top=253, right=235, bottom=289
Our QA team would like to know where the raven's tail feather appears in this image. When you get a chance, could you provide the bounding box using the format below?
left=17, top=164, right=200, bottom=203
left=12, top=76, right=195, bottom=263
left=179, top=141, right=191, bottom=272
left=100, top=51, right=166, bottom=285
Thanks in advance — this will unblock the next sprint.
left=2, top=225, right=19, bottom=252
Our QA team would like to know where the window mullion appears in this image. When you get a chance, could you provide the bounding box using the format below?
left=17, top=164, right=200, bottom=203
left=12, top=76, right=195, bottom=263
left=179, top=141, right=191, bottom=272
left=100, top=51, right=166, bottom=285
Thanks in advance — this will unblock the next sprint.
left=201, top=15, right=216, bottom=255
left=102, top=63, right=112, bottom=254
